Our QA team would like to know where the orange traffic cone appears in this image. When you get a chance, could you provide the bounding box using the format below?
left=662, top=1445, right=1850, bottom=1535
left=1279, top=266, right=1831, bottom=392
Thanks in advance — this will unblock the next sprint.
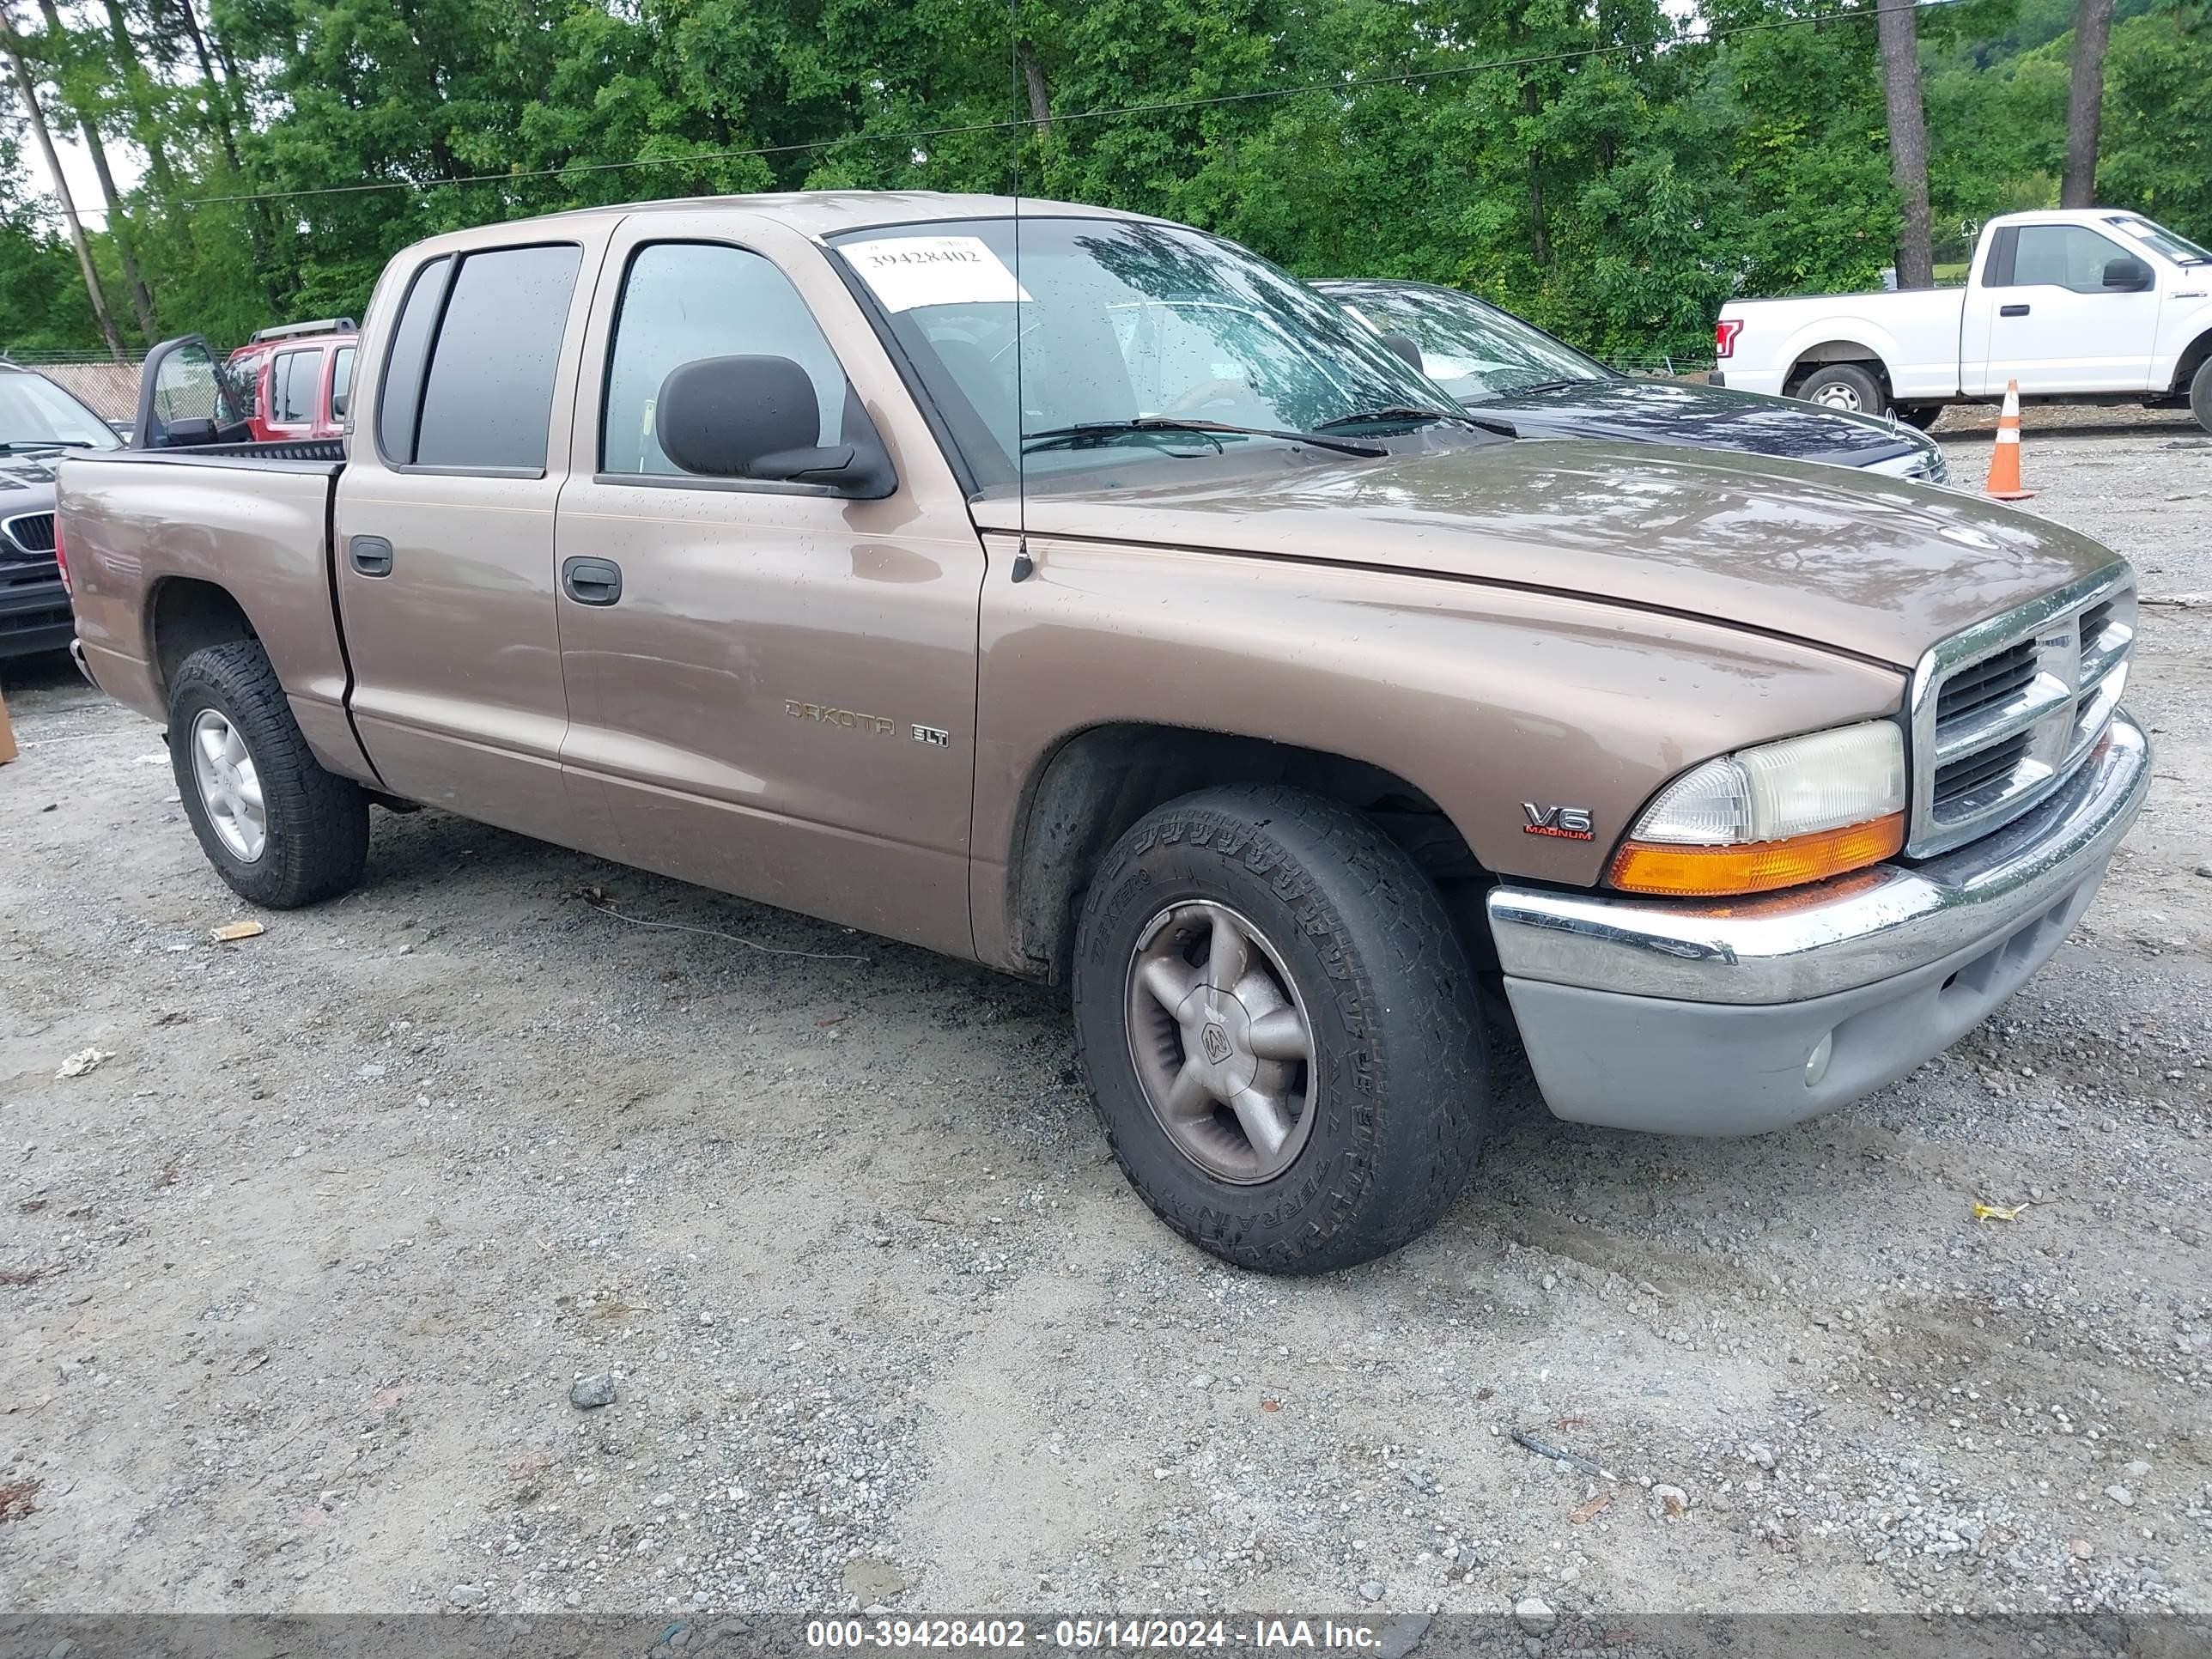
left=1984, top=379, right=2035, bottom=501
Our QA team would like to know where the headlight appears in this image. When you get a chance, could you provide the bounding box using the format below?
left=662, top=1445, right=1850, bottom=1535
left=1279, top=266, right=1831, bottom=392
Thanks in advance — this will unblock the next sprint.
left=1608, top=721, right=1906, bottom=896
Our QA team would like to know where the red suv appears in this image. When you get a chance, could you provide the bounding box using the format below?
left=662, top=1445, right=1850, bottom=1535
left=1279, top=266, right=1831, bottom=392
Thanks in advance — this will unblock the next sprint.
left=226, top=319, right=357, bottom=441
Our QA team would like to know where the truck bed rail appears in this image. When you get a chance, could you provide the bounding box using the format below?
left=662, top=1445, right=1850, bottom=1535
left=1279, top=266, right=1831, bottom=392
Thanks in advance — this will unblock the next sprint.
left=68, top=437, right=345, bottom=473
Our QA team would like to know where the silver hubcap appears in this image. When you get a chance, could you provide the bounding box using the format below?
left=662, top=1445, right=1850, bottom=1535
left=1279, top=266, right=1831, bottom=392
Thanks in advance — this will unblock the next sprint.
left=1126, top=902, right=1316, bottom=1185
left=1810, top=381, right=1863, bottom=412
left=190, top=709, right=267, bottom=863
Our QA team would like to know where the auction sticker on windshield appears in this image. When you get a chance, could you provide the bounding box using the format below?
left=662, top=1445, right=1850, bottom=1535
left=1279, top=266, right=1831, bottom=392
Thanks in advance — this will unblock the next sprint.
left=841, top=235, right=1032, bottom=312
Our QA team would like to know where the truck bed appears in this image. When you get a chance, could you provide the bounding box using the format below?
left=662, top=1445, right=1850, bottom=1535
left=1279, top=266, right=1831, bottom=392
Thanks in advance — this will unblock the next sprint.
left=58, top=443, right=368, bottom=782
left=1718, top=287, right=1968, bottom=401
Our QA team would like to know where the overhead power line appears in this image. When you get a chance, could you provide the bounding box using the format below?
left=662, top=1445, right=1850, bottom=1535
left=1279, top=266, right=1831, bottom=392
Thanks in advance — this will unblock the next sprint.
left=98, top=0, right=1977, bottom=216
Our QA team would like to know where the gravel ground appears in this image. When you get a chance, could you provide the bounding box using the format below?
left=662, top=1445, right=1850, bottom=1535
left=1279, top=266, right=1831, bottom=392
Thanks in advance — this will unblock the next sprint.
left=3, top=414, right=2209, bottom=1627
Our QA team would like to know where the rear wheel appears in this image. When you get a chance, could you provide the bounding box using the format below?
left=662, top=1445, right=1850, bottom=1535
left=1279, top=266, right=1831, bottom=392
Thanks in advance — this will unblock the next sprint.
left=168, top=639, right=369, bottom=908
left=1071, top=785, right=1487, bottom=1273
left=1793, top=362, right=1885, bottom=416
left=2191, top=358, right=2212, bottom=436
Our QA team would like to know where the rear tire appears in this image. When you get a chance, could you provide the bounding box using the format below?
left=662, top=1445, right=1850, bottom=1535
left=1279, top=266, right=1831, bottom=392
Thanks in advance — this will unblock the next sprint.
left=2191, top=358, right=2212, bottom=436
left=167, top=639, right=369, bottom=908
left=1071, top=785, right=1487, bottom=1274
left=1793, top=362, right=1885, bottom=416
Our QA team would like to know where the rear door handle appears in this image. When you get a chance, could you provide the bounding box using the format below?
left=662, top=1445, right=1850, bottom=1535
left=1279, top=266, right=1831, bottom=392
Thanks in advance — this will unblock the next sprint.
left=1999, top=303, right=2031, bottom=317
left=562, top=556, right=623, bottom=606
left=349, top=535, right=393, bottom=577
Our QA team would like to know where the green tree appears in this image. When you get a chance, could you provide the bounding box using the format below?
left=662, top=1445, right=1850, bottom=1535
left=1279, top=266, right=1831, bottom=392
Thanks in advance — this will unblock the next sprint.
left=3, top=0, right=2208, bottom=365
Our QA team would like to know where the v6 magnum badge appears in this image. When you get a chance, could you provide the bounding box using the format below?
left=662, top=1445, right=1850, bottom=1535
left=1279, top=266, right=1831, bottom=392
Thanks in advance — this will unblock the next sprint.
left=1522, top=802, right=1595, bottom=842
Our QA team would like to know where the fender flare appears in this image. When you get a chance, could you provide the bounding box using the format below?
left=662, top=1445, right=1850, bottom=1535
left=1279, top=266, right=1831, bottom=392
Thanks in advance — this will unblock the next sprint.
left=1775, top=317, right=1905, bottom=398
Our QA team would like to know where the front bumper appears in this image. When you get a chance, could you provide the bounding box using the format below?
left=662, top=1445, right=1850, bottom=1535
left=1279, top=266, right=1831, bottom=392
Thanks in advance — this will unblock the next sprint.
left=0, top=568, right=73, bottom=659
left=1486, top=710, right=2149, bottom=1134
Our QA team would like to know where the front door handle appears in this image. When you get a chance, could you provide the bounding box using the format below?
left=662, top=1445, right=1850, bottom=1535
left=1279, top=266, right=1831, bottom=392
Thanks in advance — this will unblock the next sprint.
left=349, top=535, right=393, bottom=577
left=562, top=556, right=623, bottom=606
left=1999, top=303, right=2031, bottom=317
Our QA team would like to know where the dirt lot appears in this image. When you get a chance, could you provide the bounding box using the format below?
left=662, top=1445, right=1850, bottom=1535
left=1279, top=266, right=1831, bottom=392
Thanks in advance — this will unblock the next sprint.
left=3, top=411, right=2209, bottom=1627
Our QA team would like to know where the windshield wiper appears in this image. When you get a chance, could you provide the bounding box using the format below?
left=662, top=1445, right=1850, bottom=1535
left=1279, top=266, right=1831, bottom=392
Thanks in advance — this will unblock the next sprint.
left=0, top=438, right=91, bottom=453
left=1330, top=404, right=1520, bottom=440
left=1316, top=404, right=1519, bottom=441
left=1508, top=380, right=1598, bottom=395
left=1021, top=418, right=1386, bottom=459
left=1316, top=404, right=1455, bottom=428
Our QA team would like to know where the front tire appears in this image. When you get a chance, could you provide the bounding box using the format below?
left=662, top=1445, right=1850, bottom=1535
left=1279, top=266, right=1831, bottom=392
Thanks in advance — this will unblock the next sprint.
left=2191, top=357, right=2212, bottom=436
left=1793, top=362, right=1885, bottom=416
left=1071, top=786, right=1487, bottom=1273
left=168, top=639, right=369, bottom=908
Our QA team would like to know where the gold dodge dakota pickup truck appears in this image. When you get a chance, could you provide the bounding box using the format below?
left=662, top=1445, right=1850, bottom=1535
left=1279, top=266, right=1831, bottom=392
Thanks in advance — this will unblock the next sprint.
left=56, top=192, right=2149, bottom=1272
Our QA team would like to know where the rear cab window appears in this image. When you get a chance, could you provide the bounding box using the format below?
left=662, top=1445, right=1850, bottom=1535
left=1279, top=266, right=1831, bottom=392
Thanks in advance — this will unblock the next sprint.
left=375, top=244, right=583, bottom=473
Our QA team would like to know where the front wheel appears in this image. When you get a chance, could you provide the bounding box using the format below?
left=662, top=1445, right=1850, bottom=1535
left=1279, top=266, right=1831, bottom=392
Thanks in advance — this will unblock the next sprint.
left=168, top=639, right=370, bottom=908
left=1793, top=362, right=1885, bottom=416
left=2191, top=358, right=2212, bottom=436
left=1071, top=786, right=1487, bottom=1273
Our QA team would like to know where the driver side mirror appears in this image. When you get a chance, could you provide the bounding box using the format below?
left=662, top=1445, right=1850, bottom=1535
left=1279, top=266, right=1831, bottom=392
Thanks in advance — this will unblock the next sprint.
left=2102, top=256, right=2154, bottom=292
left=654, top=355, right=895, bottom=498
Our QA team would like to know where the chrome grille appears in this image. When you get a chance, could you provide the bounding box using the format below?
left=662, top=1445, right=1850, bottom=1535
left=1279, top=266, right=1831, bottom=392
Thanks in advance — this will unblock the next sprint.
left=1934, top=729, right=2033, bottom=811
left=1935, top=638, right=2035, bottom=725
left=1869, top=447, right=1950, bottom=487
left=2, top=510, right=55, bottom=554
left=1906, top=563, right=2135, bottom=859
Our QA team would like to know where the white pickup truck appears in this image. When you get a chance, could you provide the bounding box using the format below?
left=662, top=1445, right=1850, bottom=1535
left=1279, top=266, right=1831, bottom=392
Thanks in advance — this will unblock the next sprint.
left=1714, top=209, right=2212, bottom=434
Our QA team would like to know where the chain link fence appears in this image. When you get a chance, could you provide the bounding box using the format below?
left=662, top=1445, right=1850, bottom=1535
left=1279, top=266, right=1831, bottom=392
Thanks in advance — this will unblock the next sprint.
left=3, top=350, right=148, bottom=421
left=1603, top=353, right=1717, bottom=381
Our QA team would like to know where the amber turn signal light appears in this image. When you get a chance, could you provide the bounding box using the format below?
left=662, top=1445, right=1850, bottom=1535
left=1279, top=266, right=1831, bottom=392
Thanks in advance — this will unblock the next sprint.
left=1607, top=812, right=1906, bottom=897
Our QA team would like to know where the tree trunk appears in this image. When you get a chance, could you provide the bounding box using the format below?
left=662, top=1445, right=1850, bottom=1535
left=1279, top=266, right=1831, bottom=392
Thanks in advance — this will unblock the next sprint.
left=34, top=0, right=155, bottom=341
left=100, top=0, right=173, bottom=194
left=2062, top=0, right=2114, bottom=209
left=164, top=0, right=242, bottom=167
left=1018, top=44, right=1050, bottom=131
left=78, top=123, right=155, bottom=341
left=1523, top=81, right=1548, bottom=266
left=1875, top=0, right=1934, bottom=290
left=0, top=26, right=125, bottom=357
left=161, top=0, right=284, bottom=307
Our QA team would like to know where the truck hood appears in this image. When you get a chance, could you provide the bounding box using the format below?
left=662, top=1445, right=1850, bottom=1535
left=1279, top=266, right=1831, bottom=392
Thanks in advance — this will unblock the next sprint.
left=996, top=439, right=2119, bottom=669
left=1486, top=378, right=1931, bottom=469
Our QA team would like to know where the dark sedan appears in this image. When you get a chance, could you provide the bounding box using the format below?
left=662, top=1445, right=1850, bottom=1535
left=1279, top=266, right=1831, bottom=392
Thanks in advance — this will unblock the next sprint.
left=0, top=362, right=123, bottom=660
left=1317, top=278, right=1948, bottom=486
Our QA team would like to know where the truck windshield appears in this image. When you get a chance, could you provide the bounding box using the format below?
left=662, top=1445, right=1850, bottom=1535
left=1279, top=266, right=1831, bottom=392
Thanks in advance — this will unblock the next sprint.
left=1322, top=282, right=1613, bottom=403
left=0, top=372, right=120, bottom=450
left=828, top=216, right=1466, bottom=486
left=2107, top=215, right=2210, bottom=266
